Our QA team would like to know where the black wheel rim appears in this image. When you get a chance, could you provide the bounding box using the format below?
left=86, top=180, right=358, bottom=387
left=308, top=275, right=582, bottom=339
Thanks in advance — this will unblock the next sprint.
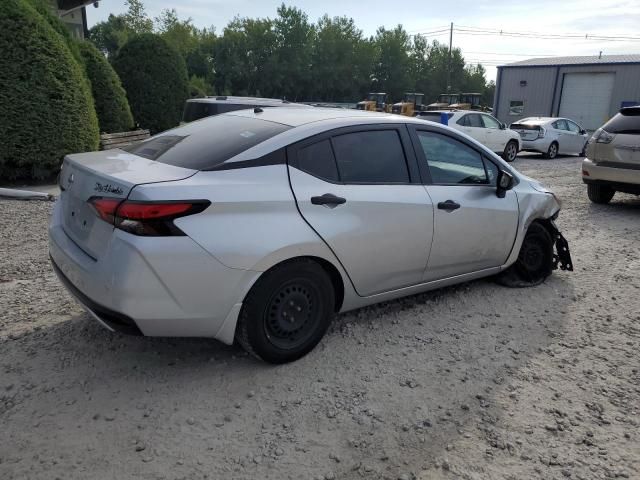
left=516, top=234, right=550, bottom=282
left=264, top=279, right=320, bottom=350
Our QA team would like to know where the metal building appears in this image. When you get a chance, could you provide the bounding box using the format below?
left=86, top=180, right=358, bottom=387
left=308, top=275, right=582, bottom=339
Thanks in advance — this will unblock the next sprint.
left=493, top=54, right=640, bottom=130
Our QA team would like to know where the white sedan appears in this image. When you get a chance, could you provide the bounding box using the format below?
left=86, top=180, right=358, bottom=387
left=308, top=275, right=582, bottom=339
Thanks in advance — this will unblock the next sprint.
left=415, top=110, right=522, bottom=162
left=509, top=117, right=589, bottom=159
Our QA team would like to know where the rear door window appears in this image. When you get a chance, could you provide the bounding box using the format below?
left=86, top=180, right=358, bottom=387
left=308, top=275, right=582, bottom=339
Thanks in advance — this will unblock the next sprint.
left=331, top=130, right=410, bottom=183
left=467, top=114, right=484, bottom=128
left=296, top=139, right=339, bottom=182
left=553, top=119, right=569, bottom=131
left=124, top=115, right=290, bottom=170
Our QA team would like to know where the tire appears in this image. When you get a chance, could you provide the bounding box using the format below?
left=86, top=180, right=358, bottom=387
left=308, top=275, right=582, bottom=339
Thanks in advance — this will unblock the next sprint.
left=496, top=223, right=553, bottom=288
left=502, top=140, right=518, bottom=162
left=235, top=259, right=335, bottom=364
left=544, top=142, right=558, bottom=159
left=587, top=184, right=615, bottom=204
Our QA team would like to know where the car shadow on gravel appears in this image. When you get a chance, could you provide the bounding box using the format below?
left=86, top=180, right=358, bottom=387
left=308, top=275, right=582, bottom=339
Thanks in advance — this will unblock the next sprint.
left=1, top=274, right=576, bottom=479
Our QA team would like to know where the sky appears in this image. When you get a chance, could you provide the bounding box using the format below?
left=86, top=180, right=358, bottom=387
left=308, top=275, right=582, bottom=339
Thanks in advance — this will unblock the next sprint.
left=87, top=0, right=640, bottom=82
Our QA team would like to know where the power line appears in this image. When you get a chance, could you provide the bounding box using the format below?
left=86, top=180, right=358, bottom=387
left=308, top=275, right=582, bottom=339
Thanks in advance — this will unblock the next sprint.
left=452, top=27, right=640, bottom=42
left=454, top=24, right=640, bottom=41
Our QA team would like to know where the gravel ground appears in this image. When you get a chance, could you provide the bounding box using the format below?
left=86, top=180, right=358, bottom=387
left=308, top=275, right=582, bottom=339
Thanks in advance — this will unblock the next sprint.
left=1, top=156, right=638, bottom=480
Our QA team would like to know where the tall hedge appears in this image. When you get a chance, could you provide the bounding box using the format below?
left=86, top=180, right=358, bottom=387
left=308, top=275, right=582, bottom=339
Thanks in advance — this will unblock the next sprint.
left=78, top=41, right=134, bottom=133
left=0, top=0, right=99, bottom=180
left=112, top=34, right=189, bottom=134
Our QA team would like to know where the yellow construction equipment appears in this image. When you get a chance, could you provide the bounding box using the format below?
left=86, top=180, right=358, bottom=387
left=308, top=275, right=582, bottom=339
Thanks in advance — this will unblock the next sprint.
left=426, top=93, right=459, bottom=111
left=449, top=92, right=482, bottom=110
left=357, top=92, right=389, bottom=112
left=391, top=93, right=426, bottom=116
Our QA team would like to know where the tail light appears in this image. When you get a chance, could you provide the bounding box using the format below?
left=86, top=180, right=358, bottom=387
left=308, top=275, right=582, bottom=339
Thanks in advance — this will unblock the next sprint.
left=594, top=128, right=616, bottom=144
left=537, top=127, right=546, bottom=139
left=88, top=197, right=210, bottom=236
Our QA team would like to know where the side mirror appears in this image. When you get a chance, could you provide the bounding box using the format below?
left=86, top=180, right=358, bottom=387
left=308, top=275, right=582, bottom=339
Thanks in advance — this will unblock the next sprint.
left=497, top=170, right=514, bottom=198
left=580, top=129, right=587, bottom=135
left=500, top=122, right=506, bottom=130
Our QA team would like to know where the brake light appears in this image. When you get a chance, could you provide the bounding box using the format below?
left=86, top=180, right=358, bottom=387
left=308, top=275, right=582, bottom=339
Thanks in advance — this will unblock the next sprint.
left=595, top=128, right=616, bottom=144
left=89, top=197, right=122, bottom=223
left=88, top=198, right=210, bottom=236
left=116, top=202, right=193, bottom=220
left=537, top=127, right=546, bottom=139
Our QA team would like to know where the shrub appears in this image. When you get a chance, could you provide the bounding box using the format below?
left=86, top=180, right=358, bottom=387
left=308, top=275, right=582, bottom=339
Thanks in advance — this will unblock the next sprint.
left=112, top=34, right=189, bottom=134
left=0, top=0, right=99, bottom=180
left=78, top=41, right=134, bottom=133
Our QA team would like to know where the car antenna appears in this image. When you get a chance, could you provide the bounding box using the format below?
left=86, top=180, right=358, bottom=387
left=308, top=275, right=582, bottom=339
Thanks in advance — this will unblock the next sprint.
left=254, top=107, right=263, bottom=113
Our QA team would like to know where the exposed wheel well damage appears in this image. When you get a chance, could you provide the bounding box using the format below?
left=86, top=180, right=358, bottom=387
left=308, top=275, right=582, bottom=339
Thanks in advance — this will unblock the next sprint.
left=255, top=256, right=345, bottom=313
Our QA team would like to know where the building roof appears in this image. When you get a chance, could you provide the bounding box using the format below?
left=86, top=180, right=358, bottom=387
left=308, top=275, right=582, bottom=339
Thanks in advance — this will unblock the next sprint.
left=501, top=54, right=640, bottom=68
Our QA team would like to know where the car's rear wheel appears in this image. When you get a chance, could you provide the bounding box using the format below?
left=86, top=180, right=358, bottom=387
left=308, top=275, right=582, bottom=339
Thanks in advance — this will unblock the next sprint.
left=496, top=223, right=553, bottom=288
left=235, top=259, right=335, bottom=364
left=544, top=142, right=558, bottom=159
left=502, top=140, right=518, bottom=162
left=587, top=184, right=615, bottom=204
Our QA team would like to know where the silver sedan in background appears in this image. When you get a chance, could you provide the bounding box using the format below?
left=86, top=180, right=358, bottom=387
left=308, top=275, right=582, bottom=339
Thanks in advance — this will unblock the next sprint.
left=510, top=117, right=590, bottom=159
left=49, top=108, right=573, bottom=363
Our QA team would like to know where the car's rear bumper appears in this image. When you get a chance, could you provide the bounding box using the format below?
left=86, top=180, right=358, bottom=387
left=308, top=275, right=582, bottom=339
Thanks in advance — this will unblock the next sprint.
left=582, top=158, right=640, bottom=194
left=521, top=138, right=550, bottom=153
left=48, top=200, right=260, bottom=343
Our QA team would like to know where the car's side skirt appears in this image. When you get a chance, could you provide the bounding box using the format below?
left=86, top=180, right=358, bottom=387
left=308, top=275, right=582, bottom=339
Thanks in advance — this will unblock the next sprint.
left=339, top=266, right=502, bottom=313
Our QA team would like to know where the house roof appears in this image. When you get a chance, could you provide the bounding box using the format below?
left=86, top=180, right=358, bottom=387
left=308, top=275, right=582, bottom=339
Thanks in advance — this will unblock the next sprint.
left=501, top=54, right=640, bottom=68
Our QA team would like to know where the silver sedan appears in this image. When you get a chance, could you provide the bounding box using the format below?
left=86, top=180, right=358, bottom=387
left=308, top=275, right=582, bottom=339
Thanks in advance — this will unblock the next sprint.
left=49, top=108, right=573, bottom=363
left=510, top=117, right=589, bottom=158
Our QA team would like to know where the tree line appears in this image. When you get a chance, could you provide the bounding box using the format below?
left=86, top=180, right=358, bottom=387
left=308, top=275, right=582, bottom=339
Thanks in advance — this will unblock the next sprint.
left=89, top=1, right=495, bottom=105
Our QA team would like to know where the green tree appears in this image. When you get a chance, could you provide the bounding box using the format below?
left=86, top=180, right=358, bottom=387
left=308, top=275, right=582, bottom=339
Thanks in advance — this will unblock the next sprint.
left=372, top=25, right=412, bottom=101
left=78, top=41, right=134, bottom=133
left=273, top=4, right=314, bottom=100
left=88, top=0, right=152, bottom=57
left=311, top=15, right=364, bottom=102
left=112, top=33, right=189, bottom=133
left=0, top=0, right=99, bottom=179
left=89, top=13, right=129, bottom=57
left=123, top=0, right=153, bottom=34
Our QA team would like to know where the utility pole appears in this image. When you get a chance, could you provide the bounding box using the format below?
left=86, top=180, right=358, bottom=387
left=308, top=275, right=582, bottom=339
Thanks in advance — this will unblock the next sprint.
left=447, top=22, right=453, bottom=93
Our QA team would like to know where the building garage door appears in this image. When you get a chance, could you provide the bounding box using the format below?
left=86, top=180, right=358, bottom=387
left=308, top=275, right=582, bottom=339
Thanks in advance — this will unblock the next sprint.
left=559, top=73, right=615, bottom=130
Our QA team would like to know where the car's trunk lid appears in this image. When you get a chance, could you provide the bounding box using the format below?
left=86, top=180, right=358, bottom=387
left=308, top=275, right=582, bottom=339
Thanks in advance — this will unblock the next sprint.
left=511, top=123, right=542, bottom=141
left=59, top=149, right=196, bottom=259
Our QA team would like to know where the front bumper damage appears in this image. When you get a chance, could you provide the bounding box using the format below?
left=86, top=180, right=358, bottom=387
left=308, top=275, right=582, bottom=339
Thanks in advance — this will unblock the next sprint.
left=549, top=221, right=573, bottom=272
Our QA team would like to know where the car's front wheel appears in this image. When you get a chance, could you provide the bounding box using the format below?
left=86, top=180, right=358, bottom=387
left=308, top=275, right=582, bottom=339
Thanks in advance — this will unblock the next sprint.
left=544, top=142, right=558, bottom=159
left=502, top=140, right=518, bottom=162
left=496, top=222, right=553, bottom=288
left=235, top=259, right=335, bottom=363
left=587, top=184, right=615, bottom=204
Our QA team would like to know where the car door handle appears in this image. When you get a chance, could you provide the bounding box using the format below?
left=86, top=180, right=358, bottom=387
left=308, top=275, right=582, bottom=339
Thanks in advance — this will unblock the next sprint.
left=437, top=200, right=460, bottom=212
left=311, top=193, right=346, bottom=206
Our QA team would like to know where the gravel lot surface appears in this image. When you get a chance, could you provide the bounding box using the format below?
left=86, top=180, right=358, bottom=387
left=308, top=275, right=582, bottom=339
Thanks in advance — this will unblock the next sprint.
left=1, top=156, right=638, bottom=480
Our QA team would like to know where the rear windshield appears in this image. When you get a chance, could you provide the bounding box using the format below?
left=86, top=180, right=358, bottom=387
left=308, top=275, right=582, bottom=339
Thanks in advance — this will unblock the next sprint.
left=124, top=114, right=290, bottom=170
left=182, top=101, right=260, bottom=122
left=510, top=123, right=541, bottom=130
left=602, top=108, right=640, bottom=134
